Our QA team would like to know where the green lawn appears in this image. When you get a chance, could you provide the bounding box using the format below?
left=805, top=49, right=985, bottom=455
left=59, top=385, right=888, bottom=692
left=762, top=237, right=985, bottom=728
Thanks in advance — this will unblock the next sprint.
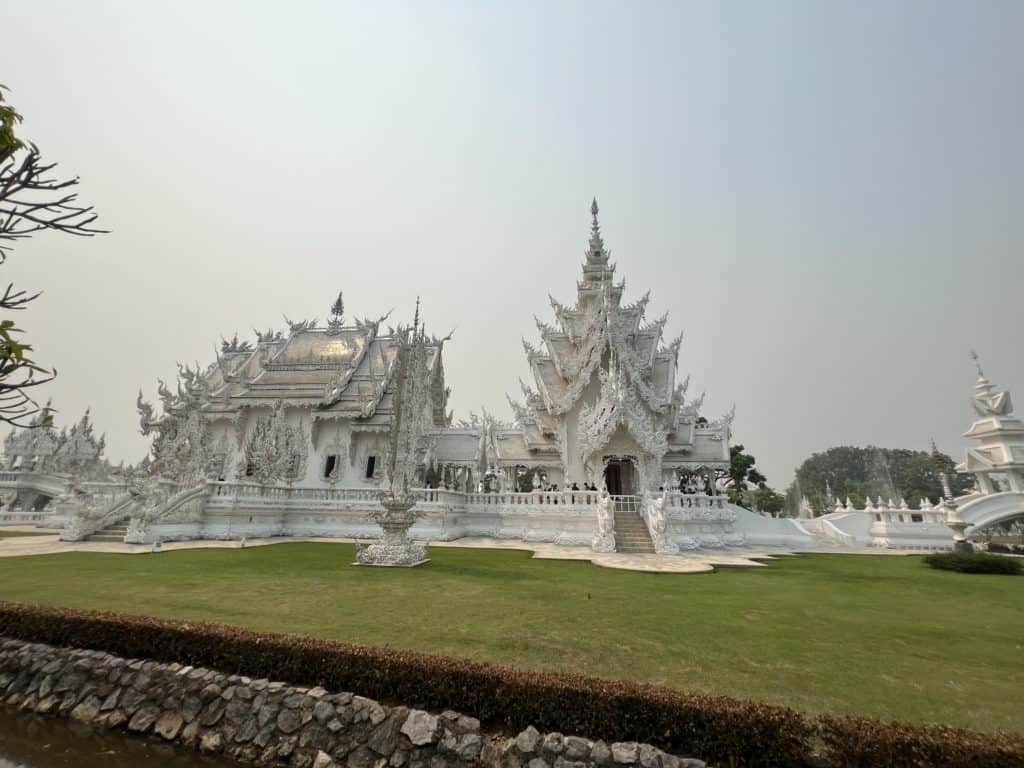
left=0, top=544, right=1020, bottom=732
left=0, top=530, right=53, bottom=538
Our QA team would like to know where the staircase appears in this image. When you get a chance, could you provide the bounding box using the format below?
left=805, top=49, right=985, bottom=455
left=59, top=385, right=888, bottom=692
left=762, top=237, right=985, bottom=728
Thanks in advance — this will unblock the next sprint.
left=613, top=502, right=656, bottom=554
left=84, top=519, right=128, bottom=543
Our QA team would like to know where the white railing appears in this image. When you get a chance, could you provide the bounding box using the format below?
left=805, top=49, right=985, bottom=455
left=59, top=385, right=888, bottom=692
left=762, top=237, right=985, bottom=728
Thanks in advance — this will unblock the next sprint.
left=811, top=517, right=857, bottom=547
left=665, top=492, right=726, bottom=510
left=149, top=483, right=210, bottom=522
left=210, top=482, right=382, bottom=502
left=611, top=494, right=641, bottom=513
left=463, top=489, right=601, bottom=507
left=60, top=494, right=136, bottom=542
left=208, top=483, right=604, bottom=509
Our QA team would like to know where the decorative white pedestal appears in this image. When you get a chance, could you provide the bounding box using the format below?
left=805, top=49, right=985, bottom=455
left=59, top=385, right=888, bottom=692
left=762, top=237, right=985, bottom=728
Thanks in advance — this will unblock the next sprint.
left=355, top=498, right=429, bottom=567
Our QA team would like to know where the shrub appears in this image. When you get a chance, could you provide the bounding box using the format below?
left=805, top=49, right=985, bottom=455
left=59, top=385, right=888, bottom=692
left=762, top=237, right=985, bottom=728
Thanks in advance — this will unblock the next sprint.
left=0, top=601, right=811, bottom=768
left=988, top=542, right=1024, bottom=555
left=925, top=552, right=1022, bottom=575
left=818, top=714, right=1024, bottom=768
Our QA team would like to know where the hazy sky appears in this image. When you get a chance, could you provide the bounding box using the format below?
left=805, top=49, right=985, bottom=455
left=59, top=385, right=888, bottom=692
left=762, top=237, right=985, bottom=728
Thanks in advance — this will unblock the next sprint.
left=3, top=1, right=1022, bottom=486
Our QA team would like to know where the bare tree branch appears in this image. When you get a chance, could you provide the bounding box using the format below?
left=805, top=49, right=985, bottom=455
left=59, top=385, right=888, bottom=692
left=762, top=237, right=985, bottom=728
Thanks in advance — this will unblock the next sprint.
left=0, top=85, right=106, bottom=428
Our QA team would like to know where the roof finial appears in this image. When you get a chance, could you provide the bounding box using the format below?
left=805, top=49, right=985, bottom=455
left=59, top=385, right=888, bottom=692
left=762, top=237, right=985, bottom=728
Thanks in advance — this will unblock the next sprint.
left=969, top=349, right=984, bottom=378
left=412, top=296, right=421, bottom=335
left=586, top=197, right=607, bottom=263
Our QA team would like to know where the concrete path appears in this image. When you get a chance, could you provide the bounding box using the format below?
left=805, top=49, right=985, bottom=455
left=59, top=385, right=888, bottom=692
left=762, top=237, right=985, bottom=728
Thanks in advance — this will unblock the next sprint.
left=0, top=530, right=924, bottom=573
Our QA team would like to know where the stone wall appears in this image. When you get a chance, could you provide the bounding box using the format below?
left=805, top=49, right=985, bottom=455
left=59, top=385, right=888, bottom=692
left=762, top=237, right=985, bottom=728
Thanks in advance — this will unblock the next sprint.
left=0, top=637, right=708, bottom=768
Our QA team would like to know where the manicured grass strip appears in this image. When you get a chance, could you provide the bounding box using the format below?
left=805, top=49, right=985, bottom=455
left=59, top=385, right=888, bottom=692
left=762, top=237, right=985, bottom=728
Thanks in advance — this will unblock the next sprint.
left=0, top=530, right=53, bottom=538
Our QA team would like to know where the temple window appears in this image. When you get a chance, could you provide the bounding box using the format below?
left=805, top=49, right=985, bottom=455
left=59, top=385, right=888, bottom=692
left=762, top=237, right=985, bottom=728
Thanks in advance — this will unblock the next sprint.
left=245, top=462, right=254, bottom=477
left=911, top=514, right=923, bottom=523
left=365, top=455, right=376, bottom=478
left=324, top=455, right=337, bottom=479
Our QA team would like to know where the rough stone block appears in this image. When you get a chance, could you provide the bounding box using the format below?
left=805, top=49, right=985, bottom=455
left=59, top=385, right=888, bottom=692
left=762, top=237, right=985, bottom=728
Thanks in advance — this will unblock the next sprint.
left=127, top=705, right=160, bottom=734
left=611, top=742, right=640, bottom=765
left=515, top=726, right=541, bottom=754
left=401, top=710, right=440, bottom=746
left=638, top=744, right=660, bottom=768
left=200, top=730, right=225, bottom=753
left=278, top=707, right=304, bottom=734
left=70, top=694, right=102, bottom=723
left=590, top=741, right=612, bottom=766
left=563, top=737, right=590, bottom=761
left=155, top=711, right=184, bottom=740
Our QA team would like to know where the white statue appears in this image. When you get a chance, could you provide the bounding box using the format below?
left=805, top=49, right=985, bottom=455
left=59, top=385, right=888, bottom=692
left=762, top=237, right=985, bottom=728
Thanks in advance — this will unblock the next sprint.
left=591, top=490, right=616, bottom=553
left=647, top=491, right=679, bottom=554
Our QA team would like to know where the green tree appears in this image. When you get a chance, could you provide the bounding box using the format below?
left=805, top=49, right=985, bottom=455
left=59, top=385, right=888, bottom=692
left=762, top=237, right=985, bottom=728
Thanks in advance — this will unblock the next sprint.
left=0, top=85, right=105, bottom=427
left=753, top=486, right=786, bottom=515
left=727, top=444, right=768, bottom=507
left=789, top=446, right=970, bottom=511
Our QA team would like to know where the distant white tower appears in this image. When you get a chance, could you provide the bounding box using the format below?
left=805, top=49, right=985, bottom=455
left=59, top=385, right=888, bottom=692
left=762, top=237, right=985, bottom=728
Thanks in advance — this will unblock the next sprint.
left=956, top=352, right=1024, bottom=494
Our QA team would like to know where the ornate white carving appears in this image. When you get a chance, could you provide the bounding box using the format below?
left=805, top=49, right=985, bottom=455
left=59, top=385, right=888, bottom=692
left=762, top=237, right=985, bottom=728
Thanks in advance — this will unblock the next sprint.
left=646, top=491, right=679, bottom=554
left=236, top=402, right=309, bottom=485
left=577, top=365, right=668, bottom=469
left=591, top=490, right=616, bottom=552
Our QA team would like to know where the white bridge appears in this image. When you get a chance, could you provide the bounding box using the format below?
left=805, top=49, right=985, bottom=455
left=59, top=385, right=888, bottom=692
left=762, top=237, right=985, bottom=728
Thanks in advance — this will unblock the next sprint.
left=957, top=491, right=1024, bottom=535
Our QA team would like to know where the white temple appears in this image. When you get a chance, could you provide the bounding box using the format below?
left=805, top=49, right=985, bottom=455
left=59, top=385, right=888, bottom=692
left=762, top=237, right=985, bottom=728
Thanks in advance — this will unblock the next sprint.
left=0, top=405, right=126, bottom=527
left=11, top=203, right=828, bottom=552
left=3, top=204, right=1016, bottom=556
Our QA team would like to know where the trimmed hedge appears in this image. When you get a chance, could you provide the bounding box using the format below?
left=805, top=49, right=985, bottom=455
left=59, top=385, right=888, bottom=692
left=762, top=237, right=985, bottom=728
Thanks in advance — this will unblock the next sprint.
left=1, top=602, right=1023, bottom=767
left=925, top=552, right=1022, bottom=575
left=819, top=715, right=1024, bottom=768
left=988, top=542, right=1024, bottom=555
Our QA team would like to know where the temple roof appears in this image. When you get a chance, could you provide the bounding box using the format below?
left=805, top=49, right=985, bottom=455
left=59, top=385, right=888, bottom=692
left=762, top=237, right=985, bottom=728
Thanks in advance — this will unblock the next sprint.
left=142, top=307, right=449, bottom=430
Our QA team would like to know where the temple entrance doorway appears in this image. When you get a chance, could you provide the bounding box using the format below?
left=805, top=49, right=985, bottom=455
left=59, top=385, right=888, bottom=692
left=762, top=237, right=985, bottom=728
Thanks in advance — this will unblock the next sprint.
left=604, top=458, right=636, bottom=496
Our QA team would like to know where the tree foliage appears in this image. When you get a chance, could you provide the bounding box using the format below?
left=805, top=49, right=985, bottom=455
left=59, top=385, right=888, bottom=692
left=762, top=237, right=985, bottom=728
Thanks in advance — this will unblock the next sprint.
left=753, top=486, right=786, bottom=515
left=790, top=446, right=971, bottom=513
left=0, top=85, right=105, bottom=427
left=727, top=444, right=769, bottom=507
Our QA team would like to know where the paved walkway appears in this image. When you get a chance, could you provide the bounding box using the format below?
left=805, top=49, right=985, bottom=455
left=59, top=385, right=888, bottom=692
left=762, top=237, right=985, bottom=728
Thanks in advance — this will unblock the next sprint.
left=0, top=527, right=923, bottom=573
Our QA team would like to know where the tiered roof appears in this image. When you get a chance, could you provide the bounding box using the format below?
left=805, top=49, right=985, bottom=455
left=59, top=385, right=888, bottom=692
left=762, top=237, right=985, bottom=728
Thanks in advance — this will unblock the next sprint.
left=3, top=405, right=111, bottom=478
left=507, top=200, right=715, bottom=465
left=141, top=304, right=450, bottom=433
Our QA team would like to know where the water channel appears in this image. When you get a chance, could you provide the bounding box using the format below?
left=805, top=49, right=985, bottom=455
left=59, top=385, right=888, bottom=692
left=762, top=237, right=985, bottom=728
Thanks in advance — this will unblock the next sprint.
left=0, top=707, right=241, bottom=767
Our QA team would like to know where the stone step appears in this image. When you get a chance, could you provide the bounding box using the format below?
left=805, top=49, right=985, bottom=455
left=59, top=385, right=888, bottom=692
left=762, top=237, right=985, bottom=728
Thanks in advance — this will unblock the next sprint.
left=612, top=510, right=656, bottom=554
left=85, top=534, right=125, bottom=543
left=614, top=540, right=655, bottom=552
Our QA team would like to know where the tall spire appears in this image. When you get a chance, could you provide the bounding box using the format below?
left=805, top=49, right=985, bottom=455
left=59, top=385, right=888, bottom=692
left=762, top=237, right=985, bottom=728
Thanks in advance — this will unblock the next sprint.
left=586, top=197, right=608, bottom=264
left=412, top=296, right=421, bottom=336
left=970, top=349, right=984, bottom=379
